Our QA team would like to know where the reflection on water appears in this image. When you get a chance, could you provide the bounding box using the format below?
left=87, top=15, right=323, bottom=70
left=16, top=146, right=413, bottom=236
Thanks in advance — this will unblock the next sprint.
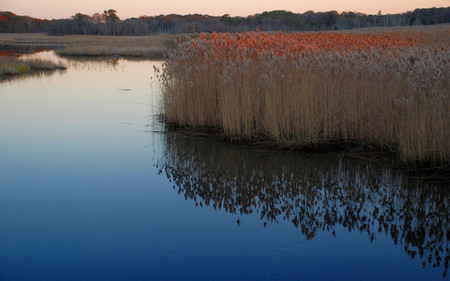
left=1, top=49, right=448, bottom=280
left=0, top=50, right=67, bottom=83
left=157, top=134, right=449, bottom=277
left=0, top=68, right=65, bottom=83
left=0, top=51, right=150, bottom=86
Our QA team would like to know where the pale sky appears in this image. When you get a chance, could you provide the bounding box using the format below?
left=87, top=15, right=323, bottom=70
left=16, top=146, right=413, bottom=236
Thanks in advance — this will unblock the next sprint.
left=1, top=0, right=449, bottom=19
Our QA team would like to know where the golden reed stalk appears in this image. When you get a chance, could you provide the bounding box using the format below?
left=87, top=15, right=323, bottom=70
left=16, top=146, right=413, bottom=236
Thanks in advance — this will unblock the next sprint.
left=161, top=26, right=449, bottom=166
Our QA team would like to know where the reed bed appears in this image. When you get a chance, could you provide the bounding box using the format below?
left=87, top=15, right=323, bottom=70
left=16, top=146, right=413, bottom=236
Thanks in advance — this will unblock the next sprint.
left=161, top=26, right=450, bottom=167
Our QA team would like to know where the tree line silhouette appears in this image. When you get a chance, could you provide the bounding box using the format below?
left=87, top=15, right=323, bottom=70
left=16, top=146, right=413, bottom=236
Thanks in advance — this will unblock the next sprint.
left=0, top=7, right=449, bottom=35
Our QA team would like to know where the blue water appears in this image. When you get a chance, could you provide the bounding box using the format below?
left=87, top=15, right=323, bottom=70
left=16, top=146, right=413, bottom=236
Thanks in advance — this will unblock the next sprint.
left=0, top=52, right=448, bottom=280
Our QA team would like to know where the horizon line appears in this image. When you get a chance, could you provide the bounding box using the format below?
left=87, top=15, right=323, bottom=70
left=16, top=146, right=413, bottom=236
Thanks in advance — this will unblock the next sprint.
left=2, top=6, right=448, bottom=21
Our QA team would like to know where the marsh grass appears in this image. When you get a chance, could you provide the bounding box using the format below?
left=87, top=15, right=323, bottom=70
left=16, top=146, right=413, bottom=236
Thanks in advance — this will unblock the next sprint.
left=53, top=34, right=182, bottom=58
left=15, top=64, right=29, bottom=74
left=161, top=25, right=450, bottom=168
left=0, top=33, right=182, bottom=58
left=0, top=56, right=66, bottom=78
left=56, top=45, right=167, bottom=59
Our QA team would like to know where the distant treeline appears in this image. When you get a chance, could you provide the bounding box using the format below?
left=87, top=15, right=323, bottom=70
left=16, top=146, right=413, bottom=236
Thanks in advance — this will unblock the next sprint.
left=1, top=7, right=449, bottom=35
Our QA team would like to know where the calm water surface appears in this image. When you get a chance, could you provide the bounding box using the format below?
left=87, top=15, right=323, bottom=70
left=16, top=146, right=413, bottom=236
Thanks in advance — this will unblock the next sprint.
left=0, top=52, right=448, bottom=280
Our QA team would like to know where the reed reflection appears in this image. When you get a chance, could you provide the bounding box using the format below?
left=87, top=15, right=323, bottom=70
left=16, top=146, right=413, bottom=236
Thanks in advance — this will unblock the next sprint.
left=157, top=134, right=449, bottom=277
left=0, top=67, right=65, bottom=83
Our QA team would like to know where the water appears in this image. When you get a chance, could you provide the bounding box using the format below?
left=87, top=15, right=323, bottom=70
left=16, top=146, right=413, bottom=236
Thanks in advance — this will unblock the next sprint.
left=0, top=52, right=448, bottom=281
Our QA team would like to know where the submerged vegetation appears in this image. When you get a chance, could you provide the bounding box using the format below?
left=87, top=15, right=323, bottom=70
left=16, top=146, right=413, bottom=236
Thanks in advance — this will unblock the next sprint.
left=160, top=25, right=450, bottom=168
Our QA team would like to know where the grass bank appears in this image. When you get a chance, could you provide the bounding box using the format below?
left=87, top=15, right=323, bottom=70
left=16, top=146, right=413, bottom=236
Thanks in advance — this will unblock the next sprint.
left=0, top=56, right=66, bottom=79
left=160, top=25, right=450, bottom=169
left=0, top=33, right=182, bottom=59
left=54, top=35, right=176, bottom=58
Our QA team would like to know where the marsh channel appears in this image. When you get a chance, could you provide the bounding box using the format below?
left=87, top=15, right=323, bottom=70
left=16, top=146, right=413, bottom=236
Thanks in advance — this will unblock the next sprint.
left=0, top=51, right=448, bottom=280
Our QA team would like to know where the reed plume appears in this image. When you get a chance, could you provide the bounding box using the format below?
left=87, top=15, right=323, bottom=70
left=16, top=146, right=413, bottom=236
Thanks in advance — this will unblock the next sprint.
left=161, top=26, right=450, bottom=166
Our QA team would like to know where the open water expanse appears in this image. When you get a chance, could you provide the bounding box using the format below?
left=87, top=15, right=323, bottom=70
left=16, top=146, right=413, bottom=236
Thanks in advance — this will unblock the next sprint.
left=0, top=52, right=448, bottom=280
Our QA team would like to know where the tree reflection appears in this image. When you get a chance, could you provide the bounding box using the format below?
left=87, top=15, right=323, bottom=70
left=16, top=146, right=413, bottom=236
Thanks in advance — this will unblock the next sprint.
left=156, top=134, right=449, bottom=277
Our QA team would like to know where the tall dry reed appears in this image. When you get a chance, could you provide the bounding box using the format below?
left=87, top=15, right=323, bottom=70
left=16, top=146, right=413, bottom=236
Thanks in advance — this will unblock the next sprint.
left=160, top=26, right=450, bottom=166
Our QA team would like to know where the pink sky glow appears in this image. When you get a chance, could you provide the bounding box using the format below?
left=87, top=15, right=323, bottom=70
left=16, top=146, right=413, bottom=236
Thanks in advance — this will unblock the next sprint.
left=1, top=0, right=449, bottom=20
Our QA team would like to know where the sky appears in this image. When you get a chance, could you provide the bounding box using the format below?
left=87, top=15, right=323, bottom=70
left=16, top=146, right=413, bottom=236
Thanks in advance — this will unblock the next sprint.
left=1, top=0, right=449, bottom=19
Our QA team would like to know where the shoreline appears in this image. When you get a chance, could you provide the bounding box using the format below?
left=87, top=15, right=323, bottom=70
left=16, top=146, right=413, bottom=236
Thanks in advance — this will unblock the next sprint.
left=160, top=119, right=450, bottom=182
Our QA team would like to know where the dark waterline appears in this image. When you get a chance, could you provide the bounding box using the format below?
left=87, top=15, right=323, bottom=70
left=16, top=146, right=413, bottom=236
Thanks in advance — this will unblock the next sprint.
left=0, top=52, right=448, bottom=281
